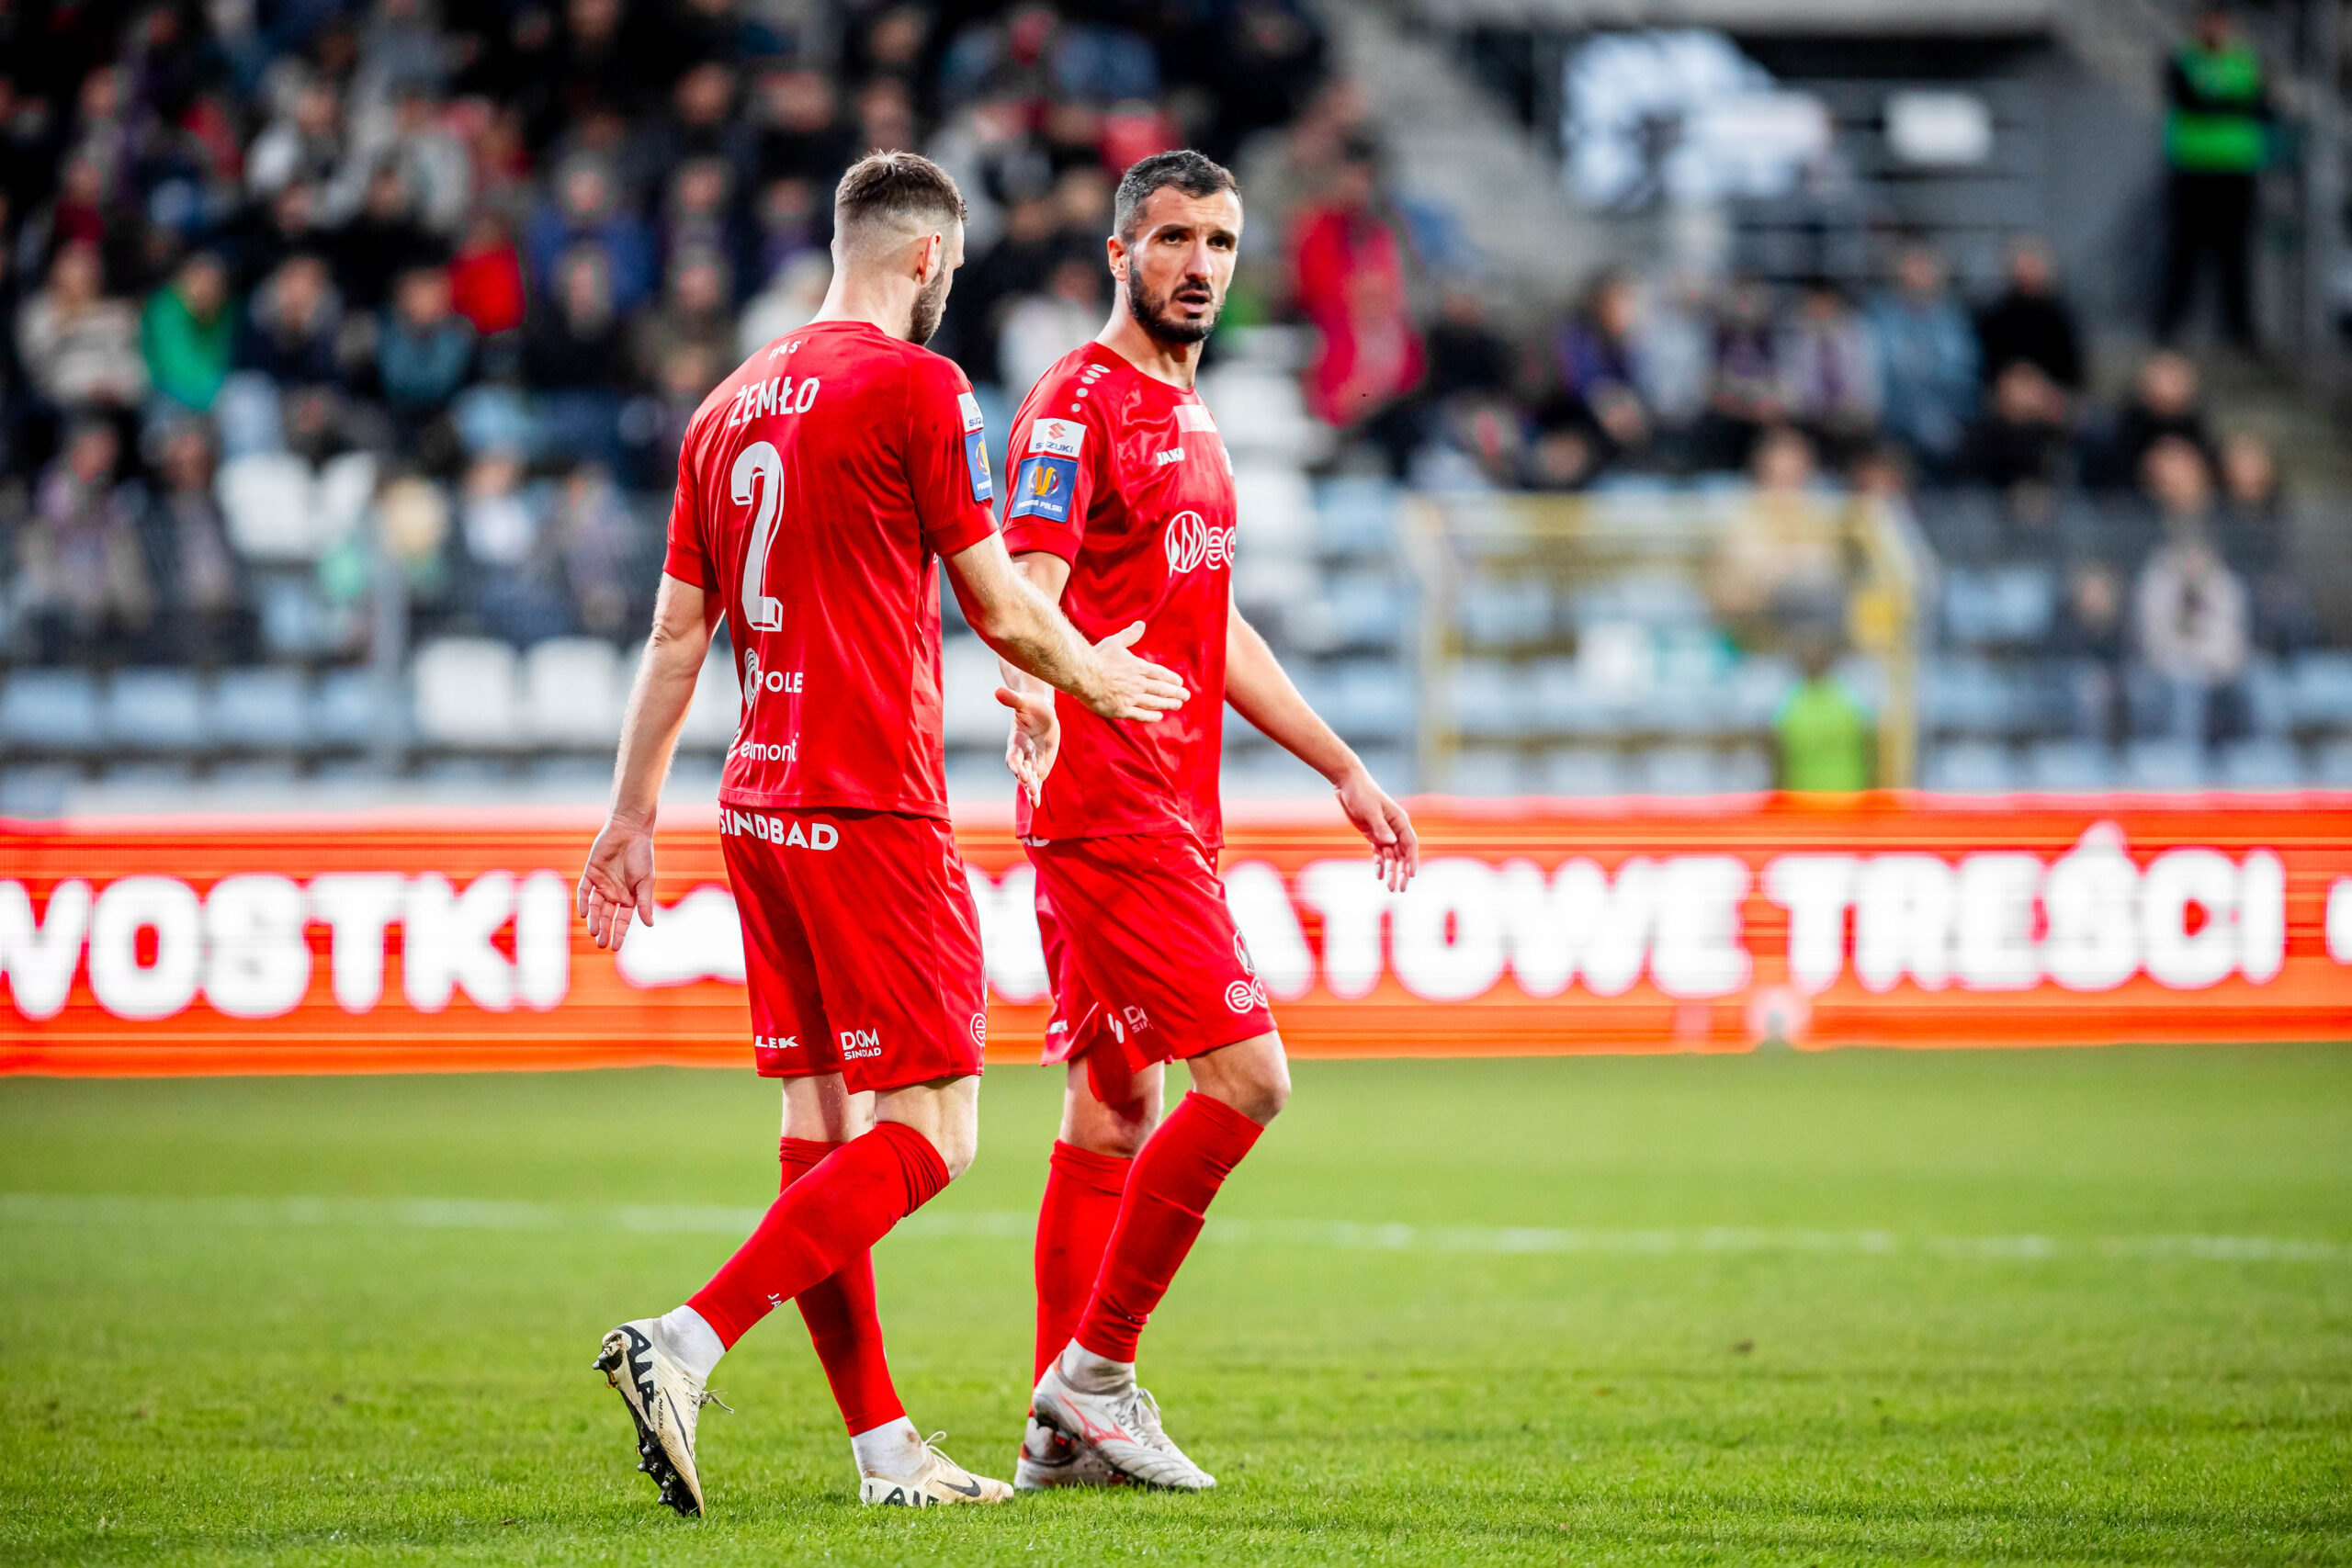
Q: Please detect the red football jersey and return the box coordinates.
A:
[663,320,999,817]
[1001,341,1237,850]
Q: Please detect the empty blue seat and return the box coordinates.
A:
[1320,571,1406,649]
[1534,748,1623,795]
[2123,739,2206,791]
[1458,577,1551,647]
[2025,739,2113,791]
[314,669,405,749]
[1323,660,1412,740]
[1924,742,2016,793]
[0,671,102,752]
[1919,658,2022,735]
[211,669,312,750]
[104,669,208,750]
[2217,739,2304,789]
[1313,477,1400,556]
[1450,660,1521,739]
[1638,745,1722,795]
[1446,747,1525,796]
[2288,651,2352,727]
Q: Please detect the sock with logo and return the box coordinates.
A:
[688,1121,950,1348]
[1074,1092,1264,1364]
[1033,1140,1132,1383]
[779,1137,907,1436]
[848,1415,925,1479]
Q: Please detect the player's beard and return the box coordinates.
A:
[908,266,951,346]
[1125,271,1220,345]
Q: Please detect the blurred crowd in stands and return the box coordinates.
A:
[0,0,1327,672]
[0,0,2329,777]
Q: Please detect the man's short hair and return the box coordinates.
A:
[833,152,967,248]
[1113,150,1239,245]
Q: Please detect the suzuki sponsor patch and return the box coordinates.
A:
[1028,418,1085,457]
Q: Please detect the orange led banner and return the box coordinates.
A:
[5,795,2350,1076]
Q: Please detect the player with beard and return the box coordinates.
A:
[579,152,1188,1516]
[994,151,1420,1491]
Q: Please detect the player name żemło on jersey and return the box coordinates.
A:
[661,320,1000,820]
[1000,342,1238,852]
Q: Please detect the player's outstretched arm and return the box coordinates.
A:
[946,532,1188,722]
[1227,604,1419,891]
[578,572,714,951]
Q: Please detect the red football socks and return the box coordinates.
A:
[1074,1092,1264,1363]
[778,1137,906,1437]
[1033,1140,1131,1382]
[689,1120,948,1348]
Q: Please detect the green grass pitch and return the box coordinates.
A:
[3,1045,2348,1564]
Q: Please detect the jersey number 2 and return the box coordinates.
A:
[733,440,786,633]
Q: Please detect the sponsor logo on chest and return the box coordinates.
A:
[1163,508,1236,575]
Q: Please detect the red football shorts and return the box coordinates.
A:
[720,806,988,1094]
[1026,832,1275,1092]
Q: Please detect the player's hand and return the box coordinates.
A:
[577,815,658,952]
[1335,764,1418,892]
[998,683,1058,807]
[1083,621,1188,722]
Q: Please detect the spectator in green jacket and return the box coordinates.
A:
[2158,6,2271,346]
[141,252,236,412]
[1774,627,1876,793]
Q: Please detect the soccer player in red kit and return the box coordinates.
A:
[994,152,1420,1491]
[574,152,1186,1516]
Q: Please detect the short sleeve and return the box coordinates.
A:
[904,355,1001,557]
[660,442,708,588]
[999,399,1098,563]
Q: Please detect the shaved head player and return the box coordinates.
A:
[996,151,1420,1491]
[575,152,1186,1515]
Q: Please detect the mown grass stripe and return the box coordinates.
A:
[5,1191,2344,1263]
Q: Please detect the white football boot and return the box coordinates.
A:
[1012,1415,1126,1490]
[1030,1359,1215,1491]
[858,1432,1016,1506]
[594,1318,727,1516]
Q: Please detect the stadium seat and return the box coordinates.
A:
[1727,655,1797,728]
[217,450,378,561]
[1233,463,1316,559]
[413,638,519,748]
[1319,570,1407,649]
[2122,739,2206,791]
[939,635,1009,748]
[210,669,312,750]
[1533,747,1622,795]
[1941,564,2056,649]
[1448,747,1524,796]
[102,668,209,752]
[2216,739,2304,789]
[1449,659,1520,739]
[1459,576,1552,648]
[2243,657,2292,738]
[1918,657,2020,735]
[313,667,401,750]
[1924,741,2016,793]
[523,638,622,748]
[1532,657,1617,736]
[2024,739,2113,791]
[676,649,742,751]
[1314,477,1399,556]
[0,670,102,752]
[2312,738,2352,787]
[1319,659,1412,741]
[1719,746,1771,792]
[216,452,319,559]
[1637,745,1722,795]
[1196,363,1318,461]
[2287,650,2352,727]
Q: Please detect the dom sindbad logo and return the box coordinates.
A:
[1163,510,1235,575]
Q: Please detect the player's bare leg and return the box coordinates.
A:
[600,1076,1006,1513]
[1031,1032,1288,1490]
